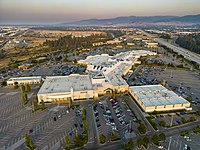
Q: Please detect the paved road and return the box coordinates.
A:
[139,29,200,65]
[85,104,99,149]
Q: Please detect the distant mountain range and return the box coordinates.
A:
[62,14,200,26]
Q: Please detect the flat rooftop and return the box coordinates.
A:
[130,85,190,107]
[8,76,41,81]
[38,74,93,94]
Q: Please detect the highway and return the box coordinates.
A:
[139,29,200,65]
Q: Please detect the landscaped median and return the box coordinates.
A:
[146,116,158,131]
[99,134,106,144]
[74,107,88,148]
[109,133,121,142]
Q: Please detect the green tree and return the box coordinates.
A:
[99,134,106,144]
[159,120,167,127]
[41,100,45,110]
[74,134,87,147]
[65,134,70,150]
[181,130,190,136]
[20,84,25,92]
[33,100,38,111]
[181,117,187,123]
[14,83,19,89]
[22,93,28,105]
[110,133,120,141]
[25,133,35,150]
[26,84,31,93]
[193,125,200,134]
[196,110,200,116]
[190,116,196,122]
[143,137,149,149]
[122,139,134,150]
[152,134,159,146]
[69,98,73,108]
[137,138,143,148]
[138,123,146,134]
[119,91,123,97]
[73,59,77,64]
[159,133,166,141]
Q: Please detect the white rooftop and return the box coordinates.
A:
[8,76,41,81]
[130,85,190,107]
[38,74,93,94]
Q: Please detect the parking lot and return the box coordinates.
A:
[131,67,200,103]
[92,95,140,144]
[0,86,91,150]
[149,112,199,132]
[162,134,199,150]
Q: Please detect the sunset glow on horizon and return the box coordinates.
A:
[0,0,200,24]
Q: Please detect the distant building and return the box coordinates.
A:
[35,57,46,62]
[92,42,104,46]
[7,76,42,86]
[18,63,33,70]
[106,39,122,45]
[133,37,142,41]
[127,43,135,46]
[145,42,158,48]
[129,85,191,112]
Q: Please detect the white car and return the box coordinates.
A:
[184,144,187,149]
[158,146,163,149]
[186,138,191,142]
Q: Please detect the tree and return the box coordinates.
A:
[181,130,190,136]
[26,84,31,93]
[122,139,134,150]
[25,133,35,150]
[159,133,166,142]
[196,110,200,116]
[41,100,45,110]
[190,116,196,122]
[73,59,77,64]
[119,91,123,97]
[69,98,73,108]
[20,84,25,92]
[110,133,120,141]
[143,137,149,149]
[138,123,146,134]
[152,134,159,146]
[137,138,143,148]
[99,134,106,144]
[65,134,70,150]
[22,93,28,105]
[159,120,167,127]
[33,100,38,111]
[74,134,87,147]
[181,117,187,123]
[14,82,19,89]
[1,81,7,86]
[193,125,200,134]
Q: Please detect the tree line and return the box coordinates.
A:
[176,34,200,54]
[43,34,110,51]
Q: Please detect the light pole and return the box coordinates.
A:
[167,114,174,150]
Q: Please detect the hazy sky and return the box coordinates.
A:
[0,0,200,24]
